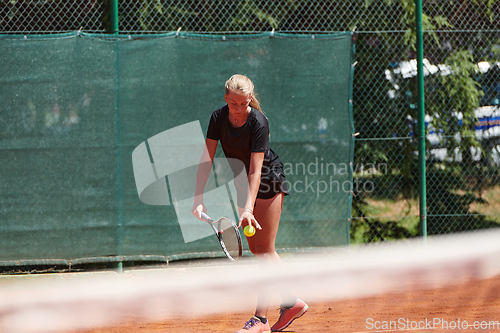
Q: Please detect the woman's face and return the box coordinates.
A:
[225,89,251,118]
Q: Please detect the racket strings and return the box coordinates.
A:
[219,218,241,260]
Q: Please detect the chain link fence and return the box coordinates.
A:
[2,0,500,243]
[0,0,107,33]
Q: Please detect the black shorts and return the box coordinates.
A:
[257,166,289,200]
[235,164,289,208]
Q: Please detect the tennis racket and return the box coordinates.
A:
[201,212,242,261]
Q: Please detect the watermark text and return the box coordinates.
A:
[366,317,500,330]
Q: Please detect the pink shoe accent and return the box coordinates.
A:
[271,299,308,332]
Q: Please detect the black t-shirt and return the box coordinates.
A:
[206,105,282,178]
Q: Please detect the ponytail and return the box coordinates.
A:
[250,95,262,113]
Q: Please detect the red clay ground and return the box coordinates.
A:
[74,274,500,333]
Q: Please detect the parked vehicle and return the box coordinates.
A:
[385,59,500,165]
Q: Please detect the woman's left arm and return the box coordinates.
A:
[239,151,264,229]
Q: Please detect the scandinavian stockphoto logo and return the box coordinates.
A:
[131,121,246,243]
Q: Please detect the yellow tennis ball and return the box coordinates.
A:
[244,225,256,237]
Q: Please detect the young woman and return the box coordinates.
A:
[192,74,308,333]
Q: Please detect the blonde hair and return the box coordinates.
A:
[225,74,263,113]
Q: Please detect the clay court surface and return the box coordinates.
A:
[75,274,500,333]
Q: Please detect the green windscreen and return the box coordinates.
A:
[0,32,355,265]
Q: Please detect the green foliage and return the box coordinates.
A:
[351,0,500,242]
[231,0,280,30]
[351,195,419,243]
[426,50,484,154]
[426,165,499,235]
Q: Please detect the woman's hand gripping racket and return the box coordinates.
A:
[201,212,243,261]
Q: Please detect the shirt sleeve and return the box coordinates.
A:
[250,117,270,153]
[206,111,220,141]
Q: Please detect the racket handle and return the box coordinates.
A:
[201,212,211,221]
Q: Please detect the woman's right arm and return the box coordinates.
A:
[192,138,218,220]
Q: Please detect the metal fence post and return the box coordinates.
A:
[110,0,119,34]
[110,0,122,272]
[416,0,427,240]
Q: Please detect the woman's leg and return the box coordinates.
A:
[239,193,287,319]
[243,193,282,256]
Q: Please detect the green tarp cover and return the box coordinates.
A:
[0,31,355,265]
